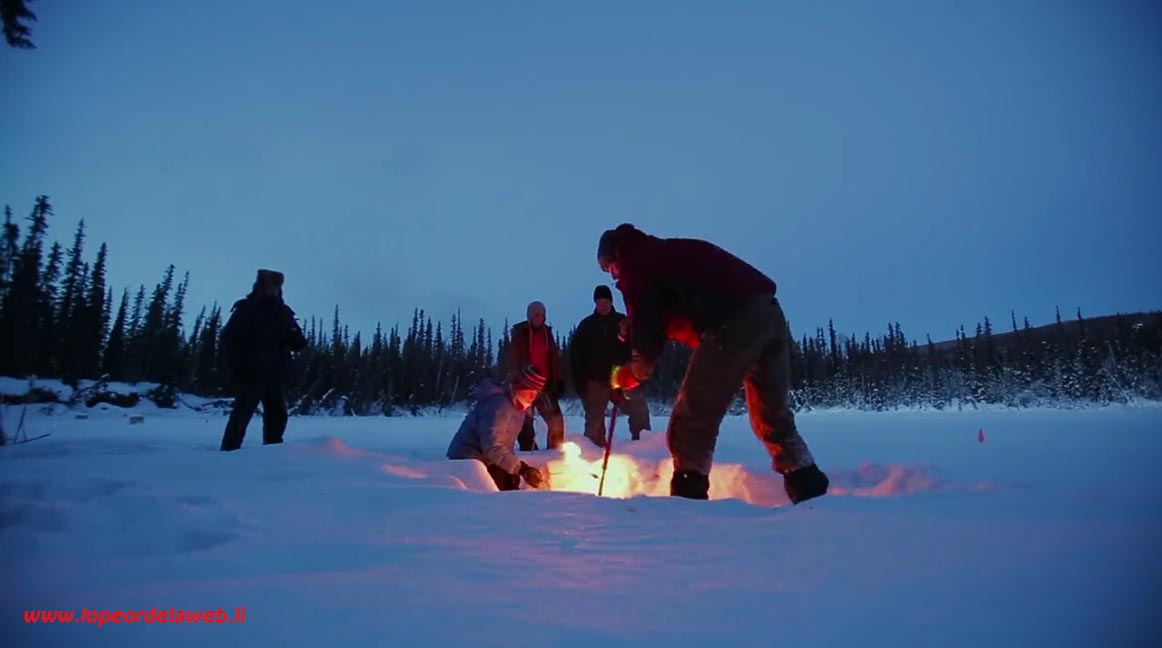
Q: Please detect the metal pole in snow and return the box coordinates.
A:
[598,404,619,496]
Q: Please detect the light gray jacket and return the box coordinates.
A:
[446,379,524,475]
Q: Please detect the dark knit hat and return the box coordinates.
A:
[257,269,285,288]
[250,269,285,297]
[597,223,640,270]
[512,364,547,392]
[593,285,613,302]
[597,229,619,270]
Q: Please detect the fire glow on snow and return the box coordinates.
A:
[534,441,796,504]
[543,442,644,498]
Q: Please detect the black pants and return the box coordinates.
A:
[669,296,816,476]
[581,381,651,447]
[486,463,521,491]
[516,393,565,451]
[220,380,289,451]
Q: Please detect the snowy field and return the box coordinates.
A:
[2,403,1161,647]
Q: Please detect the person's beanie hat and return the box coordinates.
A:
[513,364,547,392]
[252,269,285,296]
[257,269,284,288]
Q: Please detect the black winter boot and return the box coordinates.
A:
[670,470,710,500]
[784,464,829,504]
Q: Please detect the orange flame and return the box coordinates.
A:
[544,442,640,498]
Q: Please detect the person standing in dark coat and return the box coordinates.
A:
[570,284,651,447]
[596,224,829,504]
[219,269,308,451]
[503,301,567,451]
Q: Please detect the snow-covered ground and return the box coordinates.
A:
[2,404,1160,647]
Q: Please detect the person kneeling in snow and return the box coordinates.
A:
[446,364,550,491]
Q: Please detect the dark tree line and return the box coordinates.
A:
[788,310,1162,411]
[2,0,37,49]
[283,307,498,415]
[2,196,1160,414]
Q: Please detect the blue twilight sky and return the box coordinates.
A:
[1,0,1159,346]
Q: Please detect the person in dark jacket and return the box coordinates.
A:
[219,269,308,451]
[596,224,829,504]
[447,364,550,491]
[503,301,567,451]
[570,284,651,447]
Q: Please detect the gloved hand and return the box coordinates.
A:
[618,318,631,343]
[282,319,308,352]
[610,365,640,391]
[519,461,547,490]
